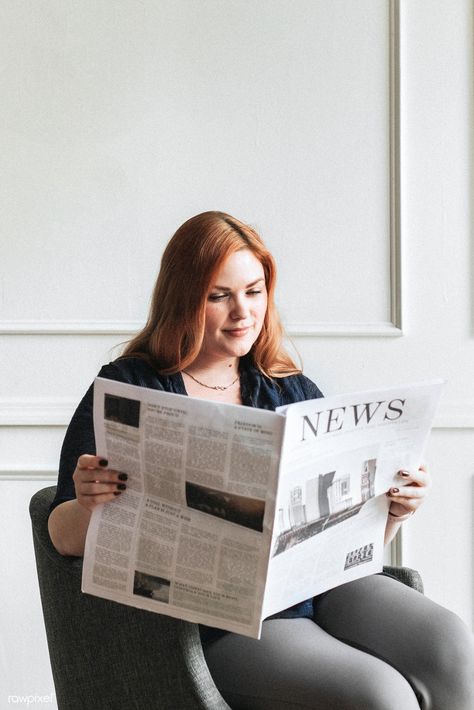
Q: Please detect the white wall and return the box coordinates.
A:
[0,481,56,705]
[1,0,473,702]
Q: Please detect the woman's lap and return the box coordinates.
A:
[203,616,419,709]
[313,573,474,709]
[203,575,474,710]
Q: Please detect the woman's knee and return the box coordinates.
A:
[217,667,419,710]
[348,663,419,710]
[423,608,474,708]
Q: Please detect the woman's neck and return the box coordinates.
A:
[181,356,242,404]
[184,356,240,381]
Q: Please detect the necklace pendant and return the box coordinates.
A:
[183,370,239,391]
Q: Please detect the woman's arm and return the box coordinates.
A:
[48,454,124,556]
[384,465,431,546]
[48,499,92,557]
[49,362,140,556]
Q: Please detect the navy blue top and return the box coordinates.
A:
[52,355,324,623]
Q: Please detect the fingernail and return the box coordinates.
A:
[398,470,410,477]
[117,483,127,491]
[113,491,121,496]
[391,487,399,494]
[99,459,108,467]
[118,473,128,481]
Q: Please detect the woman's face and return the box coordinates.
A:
[200,249,268,363]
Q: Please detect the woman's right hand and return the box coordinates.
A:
[73,454,127,511]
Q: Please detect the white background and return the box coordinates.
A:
[1,1,473,705]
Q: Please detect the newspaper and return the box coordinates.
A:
[82,377,443,638]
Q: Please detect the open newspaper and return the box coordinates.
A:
[82,378,443,638]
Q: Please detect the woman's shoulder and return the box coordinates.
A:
[276,371,324,405]
[98,356,167,390]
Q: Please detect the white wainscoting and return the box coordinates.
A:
[0,480,58,709]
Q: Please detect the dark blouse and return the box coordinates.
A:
[52,355,324,623]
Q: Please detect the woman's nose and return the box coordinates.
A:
[230,296,249,319]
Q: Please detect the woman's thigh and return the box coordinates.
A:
[313,574,474,710]
[203,617,420,710]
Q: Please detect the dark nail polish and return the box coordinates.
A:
[392,487,399,494]
[99,459,108,467]
[398,470,410,477]
[113,491,121,496]
[118,473,128,481]
[117,483,127,491]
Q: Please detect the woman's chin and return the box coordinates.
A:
[200,333,258,362]
[222,339,255,359]
[227,344,253,359]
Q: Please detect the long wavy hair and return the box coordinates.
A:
[122,211,300,377]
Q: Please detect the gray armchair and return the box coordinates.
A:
[30,486,423,710]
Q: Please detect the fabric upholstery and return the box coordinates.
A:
[30,486,230,710]
[30,486,423,709]
[383,563,424,594]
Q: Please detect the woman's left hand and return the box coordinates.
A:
[386,464,431,519]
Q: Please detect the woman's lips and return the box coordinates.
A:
[223,327,251,337]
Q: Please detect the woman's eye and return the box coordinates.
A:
[209,289,262,301]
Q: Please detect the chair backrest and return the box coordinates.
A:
[30,486,230,710]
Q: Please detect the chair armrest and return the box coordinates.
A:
[383,565,424,594]
[30,487,230,710]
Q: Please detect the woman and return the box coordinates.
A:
[48,211,474,709]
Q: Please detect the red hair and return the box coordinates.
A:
[122,211,300,377]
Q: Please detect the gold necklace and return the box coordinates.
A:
[183,370,239,391]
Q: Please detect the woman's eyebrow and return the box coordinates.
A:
[212,278,265,291]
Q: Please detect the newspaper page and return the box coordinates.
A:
[261,380,444,619]
[82,377,443,639]
[82,377,285,638]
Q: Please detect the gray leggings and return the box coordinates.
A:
[203,574,474,709]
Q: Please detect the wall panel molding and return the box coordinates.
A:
[0,3,403,340]
[0,398,75,426]
[389,0,402,331]
[0,319,403,337]
[1,397,473,428]
[433,405,474,430]
[0,320,143,335]
[0,470,57,481]
[287,322,402,337]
